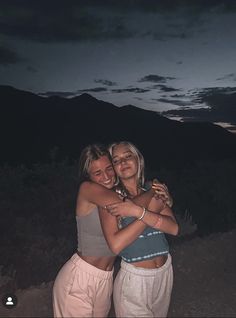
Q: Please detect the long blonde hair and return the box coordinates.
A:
[108,141,145,192]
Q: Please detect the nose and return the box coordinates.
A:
[102,172,109,180]
[120,158,128,165]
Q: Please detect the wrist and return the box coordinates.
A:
[136,206,143,218]
[154,214,163,229]
[137,207,147,220]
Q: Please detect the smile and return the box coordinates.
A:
[121,167,130,171]
[103,179,113,185]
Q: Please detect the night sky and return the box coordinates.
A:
[1,0,236,132]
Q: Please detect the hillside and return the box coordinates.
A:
[1,85,236,168]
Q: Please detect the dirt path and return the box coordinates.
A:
[1,230,236,317]
[169,229,236,317]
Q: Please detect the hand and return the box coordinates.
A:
[105,199,143,218]
[152,179,173,208]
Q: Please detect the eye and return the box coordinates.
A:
[112,159,120,165]
[125,154,133,160]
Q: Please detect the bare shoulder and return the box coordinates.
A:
[77,181,92,203]
[78,181,106,203]
[76,181,97,215]
[79,181,93,192]
[79,181,103,193]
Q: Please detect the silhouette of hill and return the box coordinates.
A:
[1,85,236,168]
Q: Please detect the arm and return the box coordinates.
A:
[131,188,155,208]
[99,196,178,255]
[105,179,172,218]
[145,185,178,235]
[76,181,156,254]
[76,181,155,213]
[106,189,179,236]
[140,204,179,236]
[76,181,121,212]
[98,207,147,255]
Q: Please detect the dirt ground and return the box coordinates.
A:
[1,229,236,317]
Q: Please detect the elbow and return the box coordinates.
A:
[169,223,179,236]
[108,240,123,255]
[173,223,179,236]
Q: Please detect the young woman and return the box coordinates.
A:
[52,144,166,317]
[99,141,179,318]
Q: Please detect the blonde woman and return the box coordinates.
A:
[99,141,178,317]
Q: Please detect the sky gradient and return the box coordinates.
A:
[1,0,236,132]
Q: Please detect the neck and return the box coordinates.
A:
[121,178,140,197]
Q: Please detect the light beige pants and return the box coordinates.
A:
[53,253,113,318]
[113,254,173,317]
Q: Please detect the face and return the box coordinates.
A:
[112,144,138,180]
[88,155,115,189]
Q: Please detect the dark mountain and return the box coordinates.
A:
[1,85,236,168]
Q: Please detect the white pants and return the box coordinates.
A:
[113,254,173,317]
[53,253,113,318]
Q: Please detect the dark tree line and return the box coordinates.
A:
[0,158,235,290]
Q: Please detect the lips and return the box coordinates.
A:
[121,166,130,172]
[102,179,114,187]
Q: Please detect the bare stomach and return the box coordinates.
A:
[78,252,116,271]
[132,254,168,269]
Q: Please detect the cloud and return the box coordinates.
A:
[191,87,236,102]
[39,91,78,98]
[0,1,134,43]
[26,65,38,73]
[1,1,234,43]
[163,87,236,125]
[150,84,180,92]
[78,87,107,93]
[170,94,186,98]
[40,86,108,97]
[94,79,117,86]
[0,45,24,65]
[139,74,176,83]
[112,87,149,93]
[216,73,236,81]
[156,98,196,107]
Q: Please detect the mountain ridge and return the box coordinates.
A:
[1,85,236,167]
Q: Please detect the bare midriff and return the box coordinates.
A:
[78,252,116,271]
[132,254,168,269]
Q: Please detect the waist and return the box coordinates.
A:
[121,254,172,274]
[132,254,168,269]
[77,250,116,271]
[78,233,115,257]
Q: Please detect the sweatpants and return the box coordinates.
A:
[113,253,173,317]
[53,253,114,318]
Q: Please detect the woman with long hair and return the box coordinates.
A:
[99,141,178,317]
[52,143,166,317]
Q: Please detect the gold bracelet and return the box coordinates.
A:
[138,207,147,220]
